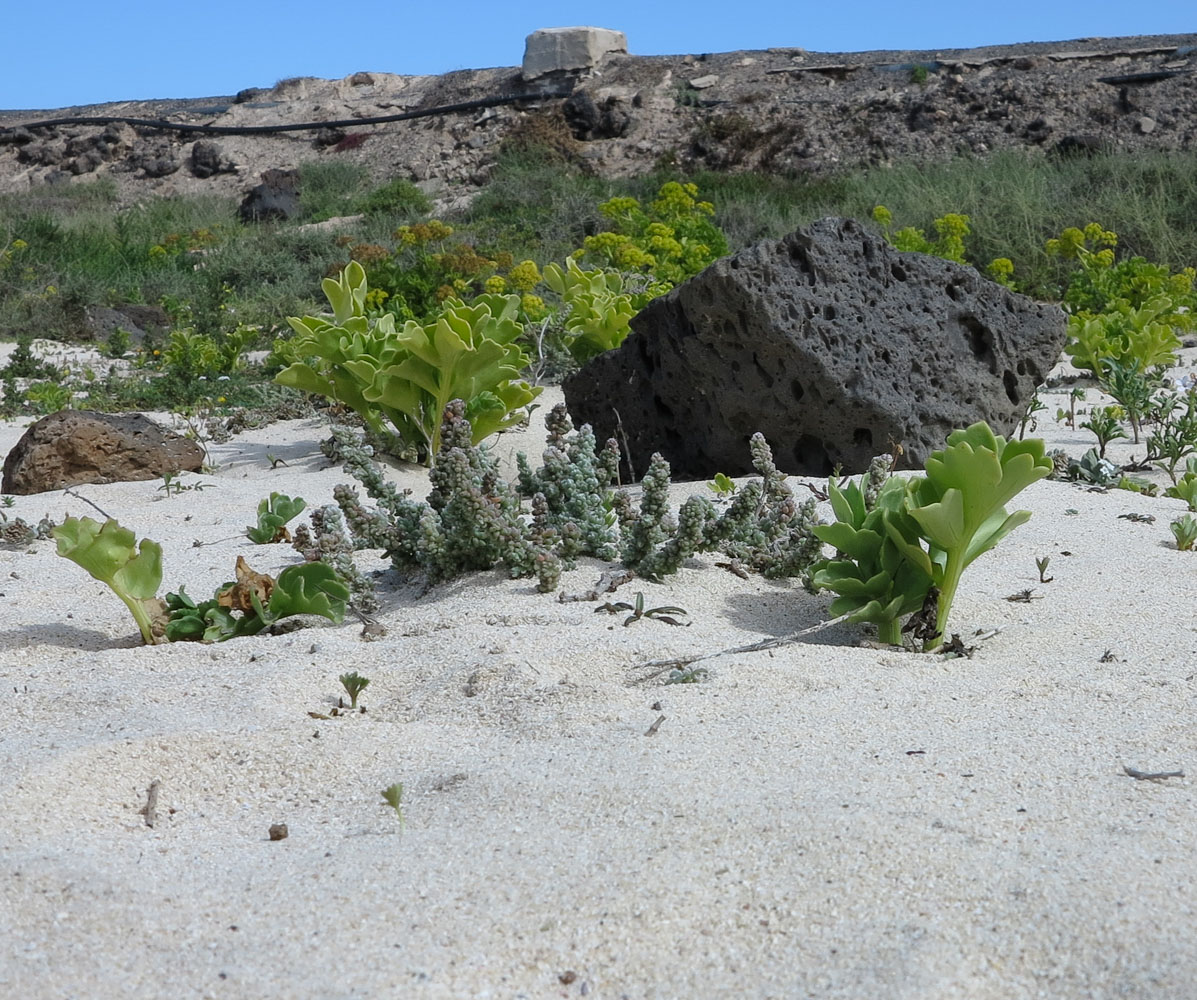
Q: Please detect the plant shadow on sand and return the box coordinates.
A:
[4,621,142,652]
[209,434,337,475]
[720,586,862,647]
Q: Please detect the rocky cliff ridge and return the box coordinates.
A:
[1,32,1195,213]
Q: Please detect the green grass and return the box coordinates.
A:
[674,149,1197,299]
[3,146,1195,356]
[456,148,616,264]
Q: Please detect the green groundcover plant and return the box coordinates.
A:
[53,515,348,644]
[540,258,660,364]
[247,492,307,544]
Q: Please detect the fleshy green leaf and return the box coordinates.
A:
[53,516,164,644]
[269,563,349,623]
[277,268,541,463]
[247,493,307,544]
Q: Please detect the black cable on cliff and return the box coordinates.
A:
[1,89,575,137]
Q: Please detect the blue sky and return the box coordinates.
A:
[4,1,1192,110]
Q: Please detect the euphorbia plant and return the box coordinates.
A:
[812,423,1053,649]
[276,262,540,463]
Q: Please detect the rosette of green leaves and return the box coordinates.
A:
[813,424,1053,649]
[276,263,540,463]
[887,423,1053,646]
[542,259,659,364]
[1065,295,1182,376]
[164,563,348,643]
[384,292,540,458]
[811,476,933,646]
[247,493,306,544]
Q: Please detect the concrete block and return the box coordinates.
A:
[522,27,627,79]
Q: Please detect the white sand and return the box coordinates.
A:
[1,377,1195,999]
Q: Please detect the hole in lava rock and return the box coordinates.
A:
[1003,370,1020,405]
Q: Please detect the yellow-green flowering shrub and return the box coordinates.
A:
[986,257,1016,288]
[872,205,971,264]
[576,181,728,286]
[1046,223,1193,374]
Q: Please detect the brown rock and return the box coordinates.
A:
[1,410,204,495]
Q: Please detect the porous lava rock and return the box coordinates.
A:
[563,217,1067,479]
[2,410,204,495]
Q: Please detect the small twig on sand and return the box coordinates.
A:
[62,487,112,521]
[1123,765,1185,781]
[140,779,161,828]
[628,612,854,685]
[559,568,635,603]
[191,534,244,548]
[644,714,665,736]
[611,407,635,485]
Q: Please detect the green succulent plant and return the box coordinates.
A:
[276,262,540,463]
[813,423,1053,649]
[247,492,307,544]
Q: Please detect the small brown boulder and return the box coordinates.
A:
[1,410,204,495]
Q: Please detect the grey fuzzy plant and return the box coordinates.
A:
[314,399,825,604]
[614,434,823,581]
[320,400,562,593]
[292,505,380,613]
[516,404,822,580]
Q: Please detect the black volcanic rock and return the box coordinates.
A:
[563,217,1066,479]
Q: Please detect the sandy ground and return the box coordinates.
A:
[0,370,1195,999]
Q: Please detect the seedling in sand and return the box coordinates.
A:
[1146,391,1197,484]
[157,472,212,498]
[1018,393,1046,439]
[1060,387,1085,428]
[596,591,689,627]
[246,492,306,544]
[1081,406,1128,459]
[1036,556,1053,583]
[381,783,404,828]
[1164,458,1197,510]
[706,472,736,497]
[1098,360,1154,444]
[339,671,371,709]
[666,666,709,684]
[1,495,14,508]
